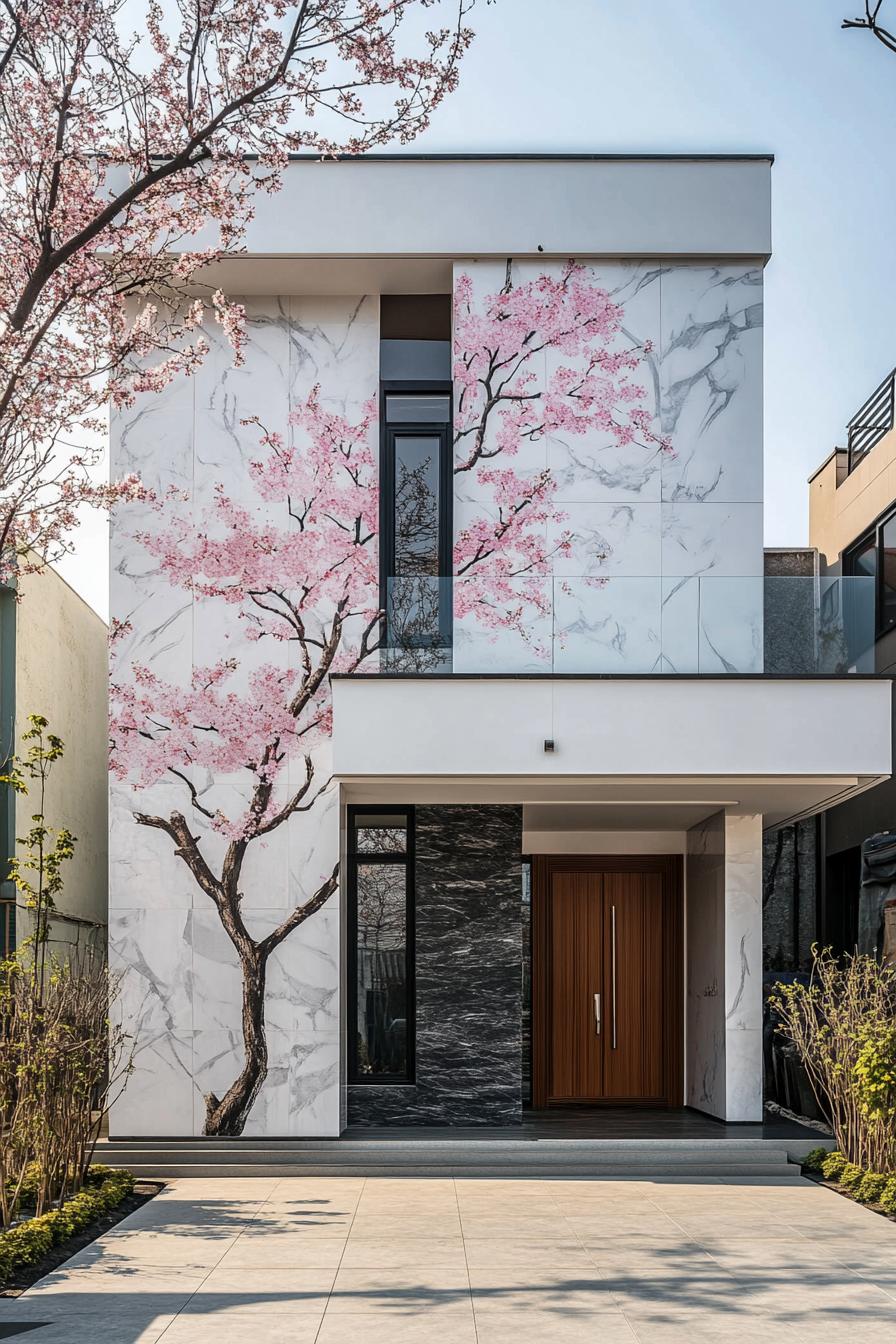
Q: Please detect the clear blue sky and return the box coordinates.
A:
[61,0,896,614]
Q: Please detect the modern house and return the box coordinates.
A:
[1,562,108,958]
[795,370,896,955]
[108,154,891,1143]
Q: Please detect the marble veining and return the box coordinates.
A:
[348,805,523,1126]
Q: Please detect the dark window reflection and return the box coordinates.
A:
[882,517,896,631]
[355,862,408,1078]
[394,436,440,577]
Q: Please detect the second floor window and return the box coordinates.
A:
[380,387,452,663]
[845,508,896,639]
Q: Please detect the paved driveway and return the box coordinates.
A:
[2,1172,896,1342]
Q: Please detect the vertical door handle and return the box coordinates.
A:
[611,904,618,1050]
[593,992,601,1036]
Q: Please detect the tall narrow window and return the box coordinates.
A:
[348,809,414,1083]
[381,390,452,664]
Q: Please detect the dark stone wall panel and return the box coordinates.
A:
[348,804,522,1126]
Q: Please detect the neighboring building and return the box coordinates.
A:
[1,563,108,957]
[798,368,896,949]
[108,154,890,1140]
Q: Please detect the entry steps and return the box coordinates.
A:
[96,1136,817,1180]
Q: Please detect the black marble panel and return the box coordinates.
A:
[348,804,523,1126]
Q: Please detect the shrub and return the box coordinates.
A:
[838,1162,865,1193]
[770,948,896,1174]
[0,717,133,1228]
[0,1167,134,1284]
[802,1147,830,1172]
[856,1172,890,1204]
[880,1178,896,1215]
[821,1150,847,1181]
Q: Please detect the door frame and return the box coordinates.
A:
[531,854,684,1109]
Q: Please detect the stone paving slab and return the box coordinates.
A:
[0,1173,894,1342]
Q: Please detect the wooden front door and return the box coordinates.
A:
[532,856,682,1108]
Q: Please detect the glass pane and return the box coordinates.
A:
[386,393,450,424]
[354,814,407,854]
[394,436,440,577]
[355,863,408,1077]
[850,537,877,581]
[882,518,896,630]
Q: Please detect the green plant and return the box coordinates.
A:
[821,1150,847,1180]
[801,1147,830,1172]
[881,1178,896,1215]
[838,1161,865,1193]
[770,948,896,1174]
[0,1167,134,1285]
[0,717,133,1229]
[856,1171,890,1204]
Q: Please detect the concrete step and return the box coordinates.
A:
[96,1137,799,1180]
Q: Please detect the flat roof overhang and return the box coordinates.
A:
[331,675,890,829]
[171,154,772,294]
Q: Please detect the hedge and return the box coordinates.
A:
[802,1147,896,1214]
[0,1165,135,1284]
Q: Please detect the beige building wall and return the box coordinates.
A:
[14,565,107,952]
[810,428,896,565]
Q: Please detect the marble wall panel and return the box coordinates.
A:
[685,811,764,1122]
[110,294,376,1138]
[348,805,523,1126]
[659,266,763,505]
[452,261,763,672]
[554,578,661,674]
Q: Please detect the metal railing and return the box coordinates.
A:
[848,367,896,474]
[378,575,876,677]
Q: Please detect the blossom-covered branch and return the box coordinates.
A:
[0,0,476,580]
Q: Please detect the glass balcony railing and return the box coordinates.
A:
[379,576,876,676]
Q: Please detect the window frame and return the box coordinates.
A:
[844,502,896,641]
[379,380,453,652]
[346,804,416,1086]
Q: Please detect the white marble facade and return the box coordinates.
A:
[452,261,764,674]
[685,811,763,1122]
[110,260,765,1138]
[110,296,378,1137]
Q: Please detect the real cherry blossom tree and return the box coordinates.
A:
[452,261,670,642]
[0,0,476,582]
[110,391,380,1135]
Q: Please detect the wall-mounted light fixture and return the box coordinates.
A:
[543,739,555,753]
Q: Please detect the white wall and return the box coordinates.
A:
[332,675,891,782]
[183,157,772,261]
[15,565,107,954]
[109,295,378,1137]
[452,260,765,675]
[686,811,763,1122]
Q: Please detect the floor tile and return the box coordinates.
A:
[157,1312,325,1342]
[462,1236,595,1267]
[472,1307,638,1342]
[315,1309,477,1343]
[338,1236,467,1267]
[328,1266,471,1313]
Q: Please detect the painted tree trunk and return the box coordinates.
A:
[204,947,269,1136]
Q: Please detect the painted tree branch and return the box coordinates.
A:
[0,0,476,581]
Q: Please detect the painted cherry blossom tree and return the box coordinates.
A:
[110,391,379,1135]
[0,0,476,581]
[452,261,670,641]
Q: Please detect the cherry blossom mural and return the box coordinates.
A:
[111,388,379,1136]
[451,261,670,661]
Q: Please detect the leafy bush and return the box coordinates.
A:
[0,717,133,1228]
[881,1179,896,1215]
[801,1147,830,1172]
[821,1150,847,1181]
[770,948,896,1174]
[838,1162,865,1193]
[856,1172,890,1204]
[0,1167,134,1284]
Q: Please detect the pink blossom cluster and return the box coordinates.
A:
[451,263,671,640]
[110,392,379,839]
[0,0,475,580]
